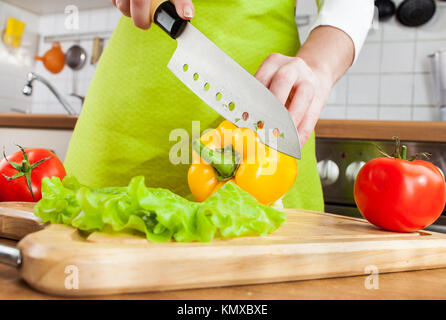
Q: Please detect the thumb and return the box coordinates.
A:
[171,0,195,20]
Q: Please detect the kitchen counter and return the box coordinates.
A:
[0,114,78,130]
[0,239,445,300]
[1,114,446,142]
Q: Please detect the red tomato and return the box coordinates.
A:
[354,157,446,233]
[0,148,66,202]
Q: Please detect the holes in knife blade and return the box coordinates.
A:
[193,73,199,81]
[204,83,210,91]
[273,128,280,138]
[183,64,189,72]
[256,121,264,130]
[242,112,249,121]
[216,92,222,101]
[228,102,235,111]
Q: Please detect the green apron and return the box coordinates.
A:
[64,0,324,211]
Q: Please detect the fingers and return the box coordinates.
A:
[268,63,299,105]
[130,0,151,29]
[297,107,321,147]
[255,53,284,88]
[287,80,315,129]
[172,0,195,20]
[116,0,131,17]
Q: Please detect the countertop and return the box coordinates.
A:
[1,113,446,142]
[1,239,445,300]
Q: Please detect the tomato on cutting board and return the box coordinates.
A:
[0,146,66,202]
[354,137,446,233]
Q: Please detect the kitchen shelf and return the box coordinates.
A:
[43,30,112,43]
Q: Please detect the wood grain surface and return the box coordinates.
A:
[0,114,78,130]
[2,114,446,142]
[315,120,446,142]
[9,209,446,297]
[1,236,446,300]
[0,202,44,240]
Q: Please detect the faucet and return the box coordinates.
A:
[23,72,77,115]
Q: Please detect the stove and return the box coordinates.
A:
[315,138,446,232]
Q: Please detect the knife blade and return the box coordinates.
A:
[152,0,301,159]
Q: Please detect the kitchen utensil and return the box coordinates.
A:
[65,44,87,70]
[35,42,65,74]
[0,202,43,240]
[150,0,301,158]
[90,37,104,64]
[375,0,396,20]
[2,204,446,296]
[429,49,446,121]
[396,0,436,27]
[65,44,87,107]
[2,17,26,48]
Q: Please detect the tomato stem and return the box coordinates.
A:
[376,137,432,161]
[401,145,407,160]
[2,145,52,201]
[192,140,239,181]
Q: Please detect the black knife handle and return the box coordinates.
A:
[153,1,187,39]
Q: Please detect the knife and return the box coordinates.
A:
[150,0,301,159]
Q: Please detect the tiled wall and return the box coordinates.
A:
[1,1,446,121]
[0,1,40,113]
[32,7,121,114]
[318,1,446,121]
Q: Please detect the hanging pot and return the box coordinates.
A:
[396,0,436,27]
[34,41,65,74]
[375,0,396,21]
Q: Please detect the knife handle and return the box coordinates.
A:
[151,0,187,39]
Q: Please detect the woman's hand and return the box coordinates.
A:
[255,53,332,148]
[111,0,195,29]
[255,26,355,147]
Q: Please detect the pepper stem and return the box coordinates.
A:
[192,140,239,181]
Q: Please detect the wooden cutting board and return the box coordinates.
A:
[0,202,45,240]
[8,207,446,297]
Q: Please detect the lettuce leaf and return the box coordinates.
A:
[34,176,286,242]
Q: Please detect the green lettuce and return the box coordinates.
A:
[34,176,286,242]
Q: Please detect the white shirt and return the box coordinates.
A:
[304,0,375,63]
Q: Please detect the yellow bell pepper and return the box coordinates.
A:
[188,120,298,205]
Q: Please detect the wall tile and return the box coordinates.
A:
[382,17,416,42]
[350,42,381,74]
[414,40,446,73]
[379,106,412,120]
[413,73,436,105]
[347,75,380,105]
[89,8,109,32]
[38,14,56,35]
[380,74,413,105]
[346,105,378,120]
[365,28,382,43]
[412,105,440,121]
[416,7,446,41]
[320,105,346,120]
[381,42,415,73]
[107,8,122,30]
[327,76,347,105]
